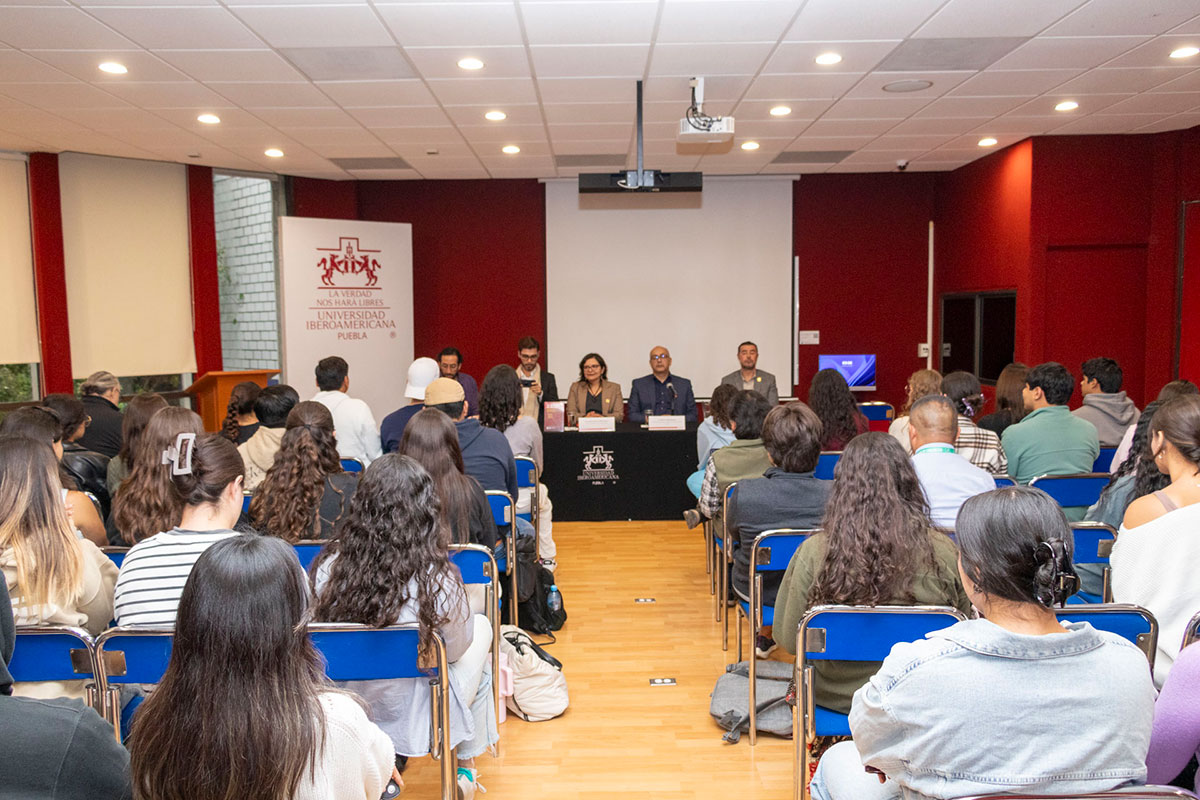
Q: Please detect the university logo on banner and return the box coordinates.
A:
[579,444,619,484]
[309,236,396,342]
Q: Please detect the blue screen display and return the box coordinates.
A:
[818,354,876,391]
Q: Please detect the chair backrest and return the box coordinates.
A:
[94,626,175,686]
[815,451,841,480]
[956,787,1200,799]
[340,457,365,473]
[1029,473,1110,508]
[994,475,1017,487]
[1070,522,1117,565]
[294,540,330,571]
[449,543,497,586]
[751,529,817,573]
[1093,447,1117,474]
[856,402,894,422]
[101,546,128,569]
[1054,604,1158,669]
[308,622,441,681]
[798,605,966,663]
[242,491,252,513]
[1182,609,1200,650]
[9,626,97,683]
[514,455,537,489]
[485,491,513,526]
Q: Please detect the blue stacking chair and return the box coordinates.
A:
[794,605,966,800]
[484,490,521,631]
[1029,473,1110,509]
[959,787,1200,799]
[10,626,101,711]
[1055,604,1158,670]
[814,452,841,480]
[1093,447,1117,473]
[994,475,1017,487]
[449,543,502,724]
[94,626,174,738]
[735,528,817,746]
[340,457,365,473]
[717,483,738,644]
[1183,610,1200,650]
[1069,522,1117,603]
[101,546,128,569]
[242,490,253,513]
[293,540,330,571]
[309,623,455,800]
[514,456,538,536]
[856,402,894,422]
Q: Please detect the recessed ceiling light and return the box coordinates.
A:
[264,148,284,158]
[1054,100,1079,112]
[814,52,842,66]
[98,62,127,75]
[1170,46,1199,59]
[196,113,221,125]
[978,137,998,148]
[484,110,507,121]
[502,145,520,154]
[883,79,933,93]
[769,105,792,117]
[741,141,761,151]
[457,57,484,71]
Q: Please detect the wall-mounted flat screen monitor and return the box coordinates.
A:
[818,354,876,392]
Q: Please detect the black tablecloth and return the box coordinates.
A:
[542,423,698,521]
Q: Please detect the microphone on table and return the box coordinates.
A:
[667,382,677,405]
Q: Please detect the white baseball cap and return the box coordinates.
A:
[404,357,440,400]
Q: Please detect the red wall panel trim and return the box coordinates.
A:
[27,152,73,394]
[187,165,223,376]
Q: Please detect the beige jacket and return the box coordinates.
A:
[238,425,286,491]
[565,380,624,424]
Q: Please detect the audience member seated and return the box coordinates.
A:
[381,357,439,454]
[0,435,116,699]
[424,378,516,496]
[439,346,480,418]
[114,433,245,626]
[76,370,123,459]
[479,365,556,568]
[774,433,969,713]
[808,368,869,451]
[399,410,499,550]
[976,362,1028,436]
[1146,642,1200,794]
[250,402,357,543]
[1001,362,1099,494]
[106,392,167,498]
[312,455,497,800]
[565,353,624,424]
[311,355,382,466]
[683,390,773,531]
[219,380,261,445]
[1073,357,1140,447]
[720,341,779,405]
[43,393,112,518]
[1112,393,1200,686]
[627,346,697,423]
[728,402,831,658]
[129,535,394,800]
[908,396,995,529]
[0,408,106,546]
[108,407,205,545]
[941,371,1007,474]
[0,574,132,799]
[515,336,558,426]
[238,384,299,492]
[887,368,941,454]
[687,384,738,499]
[810,487,1155,800]
[1112,379,1198,472]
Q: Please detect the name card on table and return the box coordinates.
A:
[544,401,566,432]
[577,416,616,433]
[647,415,686,431]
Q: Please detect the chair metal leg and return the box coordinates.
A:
[749,573,761,746]
[721,537,730,651]
[793,672,802,800]
[489,580,502,732]
[736,604,744,663]
[704,519,713,578]
[507,530,520,631]
[800,666,815,800]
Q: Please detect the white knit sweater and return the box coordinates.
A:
[296,692,394,800]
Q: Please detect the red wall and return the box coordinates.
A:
[794,173,939,407]
[1174,126,1200,381]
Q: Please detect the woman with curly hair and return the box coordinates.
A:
[941,371,1007,474]
[106,393,168,498]
[220,381,261,444]
[773,432,970,712]
[311,454,497,800]
[887,368,941,454]
[250,402,356,543]
[808,368,869,451]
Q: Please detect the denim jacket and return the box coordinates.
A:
[849,618,1156,800]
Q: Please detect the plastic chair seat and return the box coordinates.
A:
[736,599,773,627]
[813,705,850,737]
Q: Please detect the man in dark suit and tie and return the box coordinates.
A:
[627,346,697,422]
[515,336,558,426]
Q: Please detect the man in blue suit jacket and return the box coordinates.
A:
[627,346,697,422]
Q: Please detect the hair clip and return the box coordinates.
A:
[161,432,196,476]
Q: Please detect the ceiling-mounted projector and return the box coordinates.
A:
[677,77,735,144]
[578,80,702,194]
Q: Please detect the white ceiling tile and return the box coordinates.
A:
[966,116,1055,135]
[1135,112,1200,132]
[1101,35,1200,68]
[1151,68,1200,92]
[1046,0,1200,36]
[733,98,835,118]
[551,139,630,155]
[822,96,934,120]
[458,123,549,142]
[942,134,1022,149]
[1170,15,1200,34]
[254,107,361,127]
[0,51,74,82]
[426,77,538,105]
[442,104,541,125]
[229,6,394,48]
[802,118,900,136]
[207,82,335,108]
[530,45,650,78]
[0,132,51,151]
[372,126,465,144]
[840,148,924,164]
[914,0,1088,38]
[860,134,952,151]
[885,116,992,135]
[790,133,879,148]
[418,168,490,178]
[306,141,395,158]
[375,3,523,47]
[486,167,554,178]
[156,50,306,83]
[1051,66,1193,93]
[990,36,1151,70]
[1049,112,1167,134]
[0,7,135,49]
[285,127,378,146]
[405,46,530,80]
[316,79,435,107]
[538,77,637,104]
[1102,91,1200,114]
[1007,92,1132,115]
[916,95,1030,117]
[549,122,633,141]
[649,42,774,76]
[543,102,633,124]
[642,74,752,102]
[948,69,1083,96]
[0,107,93,134]
[520,1,658,46]
[656,1,801,44]
[728,117,813,138]
[346,168,422,179]
[786,0,946,41]
[744,73,863,100]
[97,81,235,109]
[763,41,901,75]
[393,153,479,168]
[85,7,263,50]
[0,81,129,109]
[52,106,179,130]
[758,163,828,174]
[149,106,264,129]
[347,106,451,127]
[23,50,190,83]
[479,153,553,169]
[842,71,973,99]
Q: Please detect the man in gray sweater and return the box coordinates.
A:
[1073,357,1140,447]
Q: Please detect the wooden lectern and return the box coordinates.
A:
[186,370,278,433]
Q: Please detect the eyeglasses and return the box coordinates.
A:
[650,354,670,361]
[518,352,539,361]
[583,364,602,371]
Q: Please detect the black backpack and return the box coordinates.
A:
[505,563,566,636]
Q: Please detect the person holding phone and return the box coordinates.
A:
[514,336,558,426]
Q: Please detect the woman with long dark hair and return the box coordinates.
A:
[941,371,1007,474]
[42,393,112,516]
[312,455,497,800]
[811,487,1155,800]
[250,402,356,543]
[887,368,941,453]
[808,368,869,451]
[106,393,167,497]
[977,362,1029,436]
[129,534,394,800]
[399,409,497,549]
[774,433,969,712]
[221,380,261,444]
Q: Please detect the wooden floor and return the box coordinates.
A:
[400,520,795,799]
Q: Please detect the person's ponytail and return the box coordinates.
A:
[1031,539,1080,608]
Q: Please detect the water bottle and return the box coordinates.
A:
[547,584,562,615]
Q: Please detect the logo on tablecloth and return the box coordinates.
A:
[579,445,618,483]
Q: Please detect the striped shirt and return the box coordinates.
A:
[113,528,239,626]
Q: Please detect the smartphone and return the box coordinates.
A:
[519,378,534,387]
